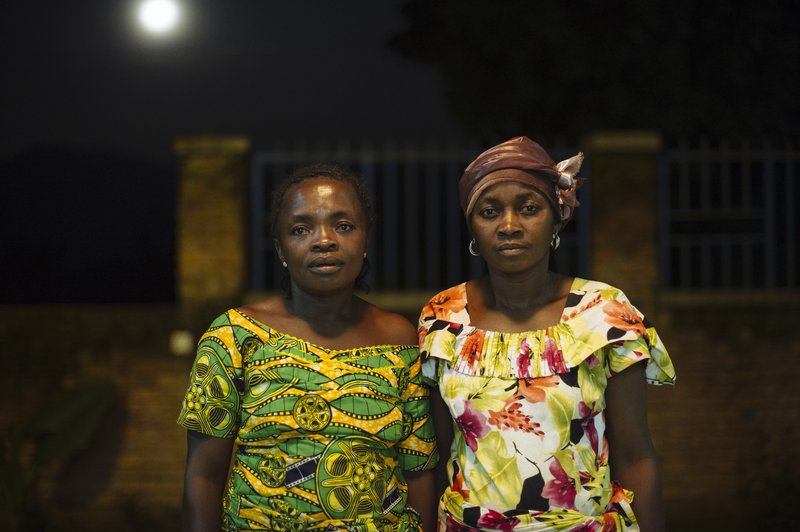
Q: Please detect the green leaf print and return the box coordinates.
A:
[546,388,575,449]
[533,508,598,530]
[469,431,522,508]
[578,360,606,412]
[445,374,509,414]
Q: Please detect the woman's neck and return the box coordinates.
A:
[484,264,561,311]
[286,284,359,324]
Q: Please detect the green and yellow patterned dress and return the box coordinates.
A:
[418,278,676,531]
[178,309,438,531]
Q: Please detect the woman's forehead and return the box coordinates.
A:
[477,178,546,201]
[282,178,362,216]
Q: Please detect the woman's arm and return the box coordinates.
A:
[406,469,437,532]
[430,387,454,495]
[406,387,452,532]
[181,430,235,532]
[605,361,665,532]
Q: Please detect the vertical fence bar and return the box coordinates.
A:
[403,143,421,288]
[658,151,671,288]
[359,141,377,289]
[786,141,797,287]
[764,141,776,288]
[445,155,463,288]
[381,141,400,289]
[424,145,442,289]
[250,153,266,292]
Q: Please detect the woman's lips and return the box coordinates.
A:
[308,257,344,273]
[496,243,526,255]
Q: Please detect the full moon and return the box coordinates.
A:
[138,0,180,34]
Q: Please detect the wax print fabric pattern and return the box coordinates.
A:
[418,278,675,531]
[178,309,438,531]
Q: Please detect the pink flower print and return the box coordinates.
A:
[477,509,520,531]
[445,514,474,532]
[570,520,602,532]
[584,353,600,368]
[578,402,599,453]
[543,337,568,374]
[517,338,532,379]
[542,458,577,509]
[456,400,489,452]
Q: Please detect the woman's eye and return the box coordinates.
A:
[336,222,354,232]
[479,207,497,218]
[521,204,539,214]
[289,226,308,236]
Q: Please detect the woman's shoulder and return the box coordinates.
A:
[359,299,418,346]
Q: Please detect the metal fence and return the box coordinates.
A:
[249,140,590,293]
[659,139,799,289]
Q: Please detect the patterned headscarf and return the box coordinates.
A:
[459,136,585,224]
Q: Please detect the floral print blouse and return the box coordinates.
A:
[418,278,675,531]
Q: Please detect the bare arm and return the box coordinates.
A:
[406,469,437,532]
[605,361,665,532]
[430,387,454,496]
[181,430,235,532]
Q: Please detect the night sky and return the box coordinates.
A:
[0,1,459,303]
[1,1,458,163]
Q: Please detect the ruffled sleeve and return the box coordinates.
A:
[418,284,469,387]
[569,280,675,385]
[604,324,676,385]
[177,311,245,438]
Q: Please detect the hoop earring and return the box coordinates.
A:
[551,233,560,250]
[468,238,480,257]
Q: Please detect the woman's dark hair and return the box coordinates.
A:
[270,163,374,294]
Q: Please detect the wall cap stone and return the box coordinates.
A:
[582,130,662,154]
[174,136,250,156]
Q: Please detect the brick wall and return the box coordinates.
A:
[0,305,203,531]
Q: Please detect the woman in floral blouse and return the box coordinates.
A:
[418,137,675,531]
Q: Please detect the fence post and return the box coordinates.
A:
[581,131,663,315]
[174,136,250,313]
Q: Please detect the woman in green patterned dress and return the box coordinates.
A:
[179,164,438,531]
[418,137,675,531]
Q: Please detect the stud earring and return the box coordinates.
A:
[468,238,480,257]
[280,257,287,268]
[551,233,560,250]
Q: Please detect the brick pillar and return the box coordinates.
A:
[174,136,250,310]
[582,131,662,315]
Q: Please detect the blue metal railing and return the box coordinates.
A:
[249,140,590,293]
[659,139,799,289]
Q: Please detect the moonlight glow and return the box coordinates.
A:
[138,0,180,34]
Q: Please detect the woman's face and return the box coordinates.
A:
[274,177,368,296]
[469,178,559,276]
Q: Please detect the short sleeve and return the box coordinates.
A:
[395,347,439,472]
[604,325,676,385]
[177,312,245,438]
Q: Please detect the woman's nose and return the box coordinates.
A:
[312,227,338,250]
[498,210,522,236]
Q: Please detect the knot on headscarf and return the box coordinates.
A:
[459,136,585,223]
